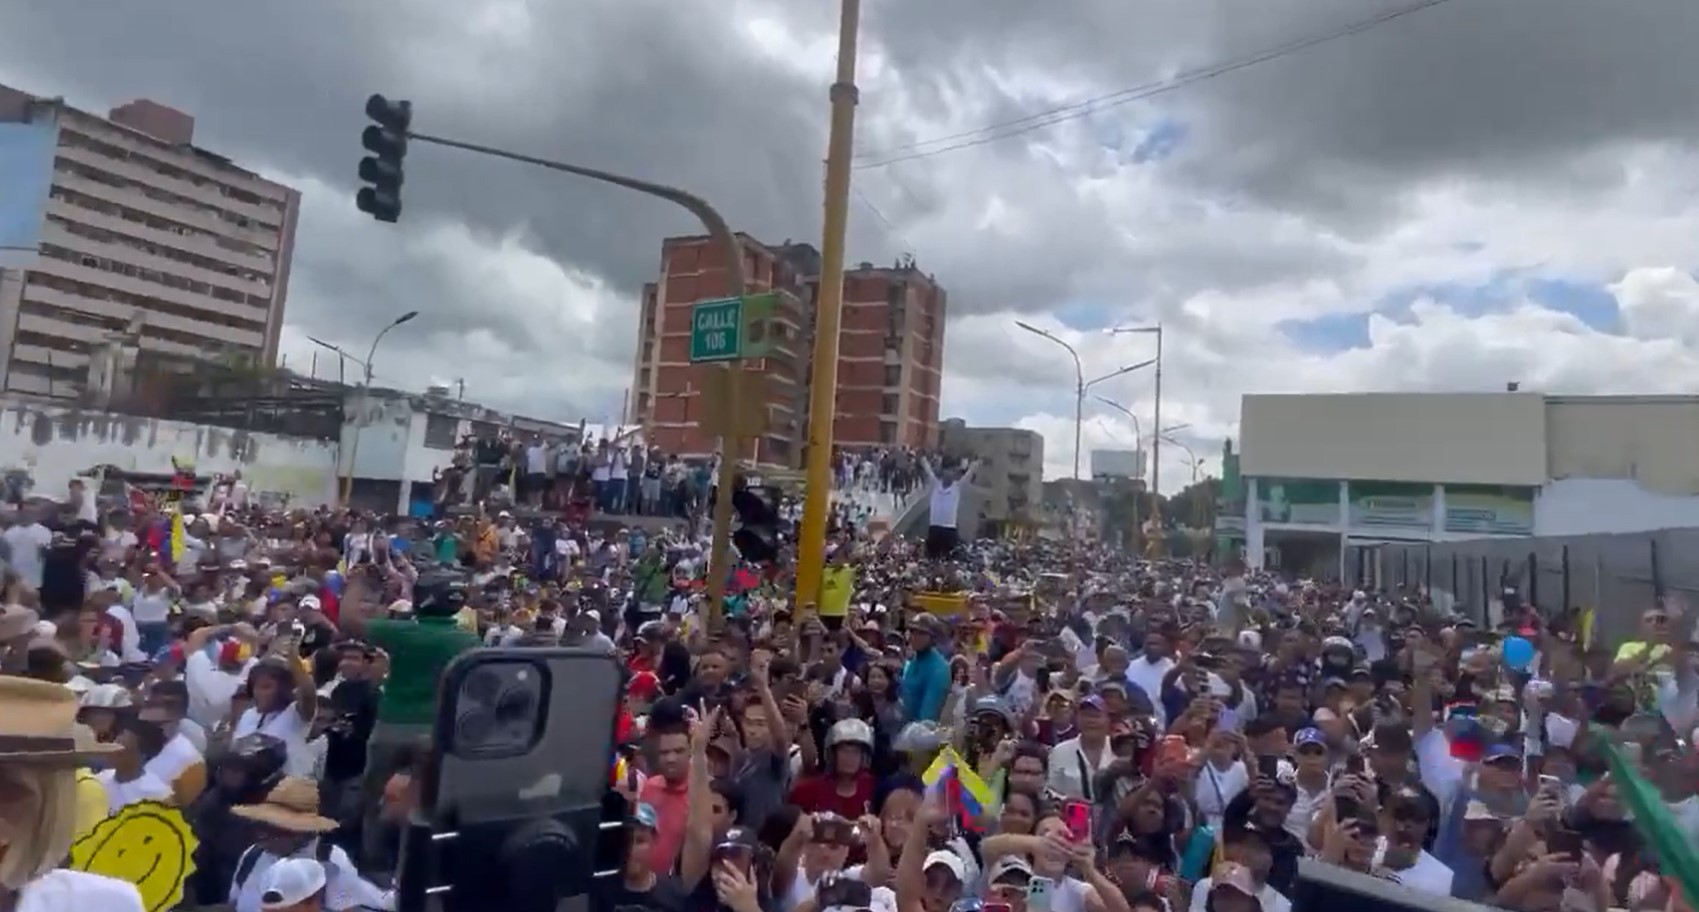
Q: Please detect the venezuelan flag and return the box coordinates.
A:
[921,746,997,831]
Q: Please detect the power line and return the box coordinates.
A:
[853,0,1455,170]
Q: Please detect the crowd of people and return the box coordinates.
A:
[0,452,1694,912]
[430,428,716,519]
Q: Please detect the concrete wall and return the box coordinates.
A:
[1546,396,1699,496]
[1240,392,1547,486]
[0,400,335,505]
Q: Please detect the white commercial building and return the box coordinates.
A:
[0,84,298,398]
[1238,392,1699,577]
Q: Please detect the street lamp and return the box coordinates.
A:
[1015,320,1154,479]
[1092,396,1144,480]
[341,310,421,505]
[306,335,367,386]
[1104,323,1164,493]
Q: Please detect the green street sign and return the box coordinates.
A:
[689,293,778,363]
[690,297,743,362]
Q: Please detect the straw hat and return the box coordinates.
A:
[231,776,339,832]
[0,677,123,765]
[0,602,40,642]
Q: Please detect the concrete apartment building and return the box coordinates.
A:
[0,83,298,398]
[938,418,1044,536]
[629,236,948,465]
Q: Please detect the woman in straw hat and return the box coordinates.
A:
[226,776,391,912]
[0,676,144,912]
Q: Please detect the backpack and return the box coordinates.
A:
[232,838,336,895]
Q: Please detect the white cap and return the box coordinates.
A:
[299,594,322,611]
[260,857,327,909]
[922,850,966,881]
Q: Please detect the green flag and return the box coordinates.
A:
[1601,740,1699,907]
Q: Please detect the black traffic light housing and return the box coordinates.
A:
[730,476,783,563]
[357,94,412,223]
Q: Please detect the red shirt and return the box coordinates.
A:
[787,772,876,820]
[638,774,690,874]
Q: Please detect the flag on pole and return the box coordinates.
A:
[1602,740,1699,908]
[920,746,997,830]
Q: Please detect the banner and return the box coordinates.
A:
[1255,478,1339,525]
[819,565,854,618]
[1347,481,1434,531]
[1444,485,1535,535]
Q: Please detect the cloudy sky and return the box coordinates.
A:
[6,0,1699,492]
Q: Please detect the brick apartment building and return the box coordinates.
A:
[835,258,946,449]
[630,234,815,466]
[628,238,947,466]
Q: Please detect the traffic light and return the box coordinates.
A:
[730,476,783,563]
[357,93,411,223]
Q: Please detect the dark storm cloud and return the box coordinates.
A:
[869,0,1699,222]
[5,0,1698,365]
[0,0,831,294]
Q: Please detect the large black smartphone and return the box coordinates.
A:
[397,648,625,912]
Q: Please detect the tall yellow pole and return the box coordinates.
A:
[793,0,863,610]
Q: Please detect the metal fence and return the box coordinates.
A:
[109,350,345,441]
[1376,528,1699,646]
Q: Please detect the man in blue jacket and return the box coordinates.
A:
[901,613,952,722]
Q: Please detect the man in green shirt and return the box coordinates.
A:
[340,568,481,872]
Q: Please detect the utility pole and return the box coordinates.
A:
[793,0,864,611]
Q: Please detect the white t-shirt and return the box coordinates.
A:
[1126,656,1177,727]
[929,482,964,529]
[231,705,314,777]
[102,530,138,563]
[146,732,204,788]
[131,589,174,625]
[1194,760,1250,829]
[19,869,145,912]
[95,769,174,814]
[4,522,51,587]
[102,605,147,664]
[1372,840,1455,896]
[183,649,254,730]
[74,494,99,525]
[229,842,390,912]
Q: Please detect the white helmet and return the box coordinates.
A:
[825,718,874,752]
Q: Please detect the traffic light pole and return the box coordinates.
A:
[793,0,863,613]
[400,130,746,627]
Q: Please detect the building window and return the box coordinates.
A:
[881,394,899,416]
[424,414,459,449]
[879,420,896,444]
[883,365,901,386]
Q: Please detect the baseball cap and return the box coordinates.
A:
[987,855,1034,885]
[1482,742,1522,763]
[632,802,659,830]
[1076,694,1107,713]
[1210,862,1261,902]
[260,857,327,910]
[1293,727,1327,748]
[922,850,966,882]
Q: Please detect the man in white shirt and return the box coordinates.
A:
[1126,630,1177,730]
[228,778,391,912]
[1373,785,1454,895]
[68,478,99,526]
[3,513,52,588]
[921,457,978,561]
[1046,694,1118,801]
